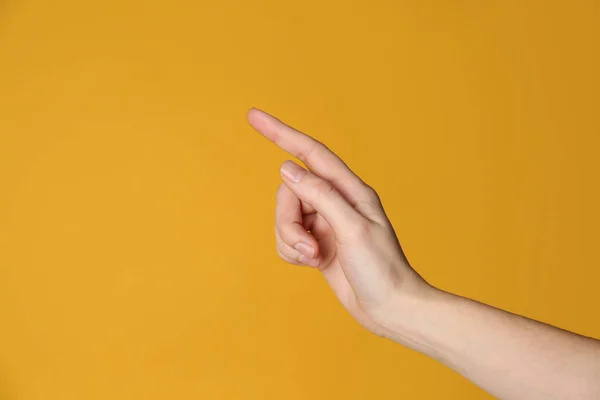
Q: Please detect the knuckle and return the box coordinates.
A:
[296,140,323,162]
[363,184,380,204]
[275,223,296,247]
[274,226,286,246]
[318,142,330,154]
[277,247,300,265]
[314,180,336,199]
[276,247,288,261]
[277,226,292,245]
[355,183,381,207]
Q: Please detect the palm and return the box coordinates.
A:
[301,208,385,334]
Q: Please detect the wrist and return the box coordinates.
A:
[375,281,448,353]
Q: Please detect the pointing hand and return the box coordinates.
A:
[247,108,431,337]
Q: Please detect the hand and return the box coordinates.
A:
[247,108,432,337]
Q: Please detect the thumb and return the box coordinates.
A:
[280,160,366,238]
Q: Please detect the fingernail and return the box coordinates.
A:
[294,242,315,258]
[299,254,320,268]
[280,161,304,183]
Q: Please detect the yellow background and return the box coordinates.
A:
[0,1,598,399]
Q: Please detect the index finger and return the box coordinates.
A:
[247,108,369,206]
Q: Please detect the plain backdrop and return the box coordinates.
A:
[0,1,598,399]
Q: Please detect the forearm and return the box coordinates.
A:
[382,287,600,400]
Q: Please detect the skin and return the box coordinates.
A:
[247,108,600,400]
